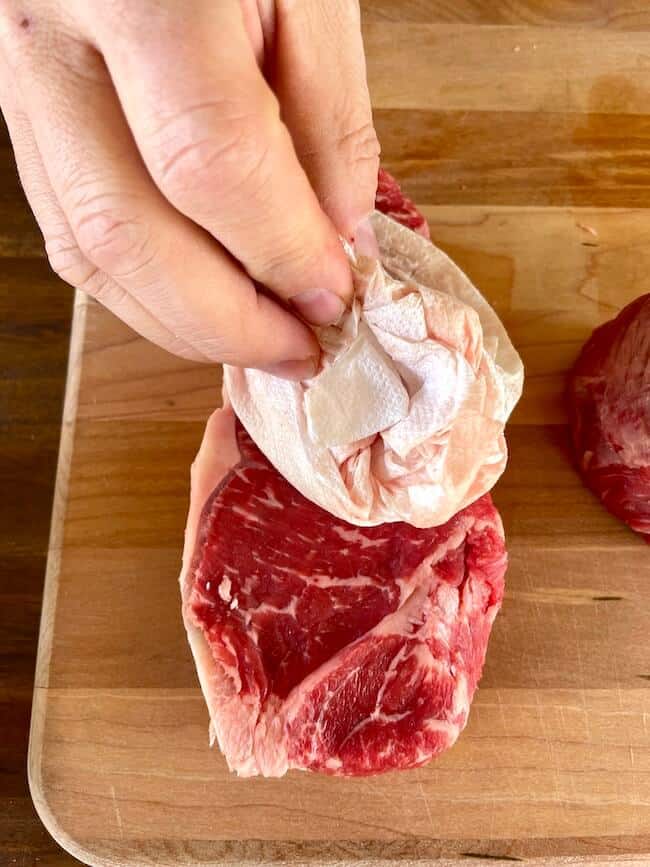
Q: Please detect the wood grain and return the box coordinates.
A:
[364,23,650,114]
[3,2,648,865]
[375,109,650,208]
[361,0,650,29]
[0,130,77,863]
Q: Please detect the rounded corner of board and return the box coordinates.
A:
[27,692,104,867]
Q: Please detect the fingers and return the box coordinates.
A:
[0,68,215,362]
[273,0,380,238]
[1,15,319,372]
[80,0,353,324]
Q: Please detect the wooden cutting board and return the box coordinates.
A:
[28,4,650,865]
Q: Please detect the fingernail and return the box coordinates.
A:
[353,216,380,258]
[262,356,318,381]
[291,288,346,325]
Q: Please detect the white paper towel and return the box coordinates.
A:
[224,210,524,528]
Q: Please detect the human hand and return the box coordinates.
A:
[0,0,379,378]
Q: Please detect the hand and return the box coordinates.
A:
[0,0,379,378]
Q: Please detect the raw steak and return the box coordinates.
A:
[181,409,507,776]
[568,294,650,542]
[376,168,430,239]
[180,171,509,776]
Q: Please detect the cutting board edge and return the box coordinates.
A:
[27,290,94,863]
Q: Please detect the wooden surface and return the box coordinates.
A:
[0,127,77,865]
[3,2,649,865]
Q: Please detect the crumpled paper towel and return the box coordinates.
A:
[224,210,524,528]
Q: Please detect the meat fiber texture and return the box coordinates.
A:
[568,294,650,542]
[180,172,511,777]
[376,167,431,239]
[181,412,507,777]
[225,183,523,529]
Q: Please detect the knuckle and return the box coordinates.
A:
[150,100,273,205]
[45,232,96,287]
[54,253,131,313]
[157,133,236,196]
[45,232,128,316]
[71,195,154,278]
[86,273,131,310]
[336,118,380,168]
[250,232,318,286]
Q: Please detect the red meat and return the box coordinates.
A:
[183,419,506,776]
[568,294,650,542]
[180,171,508,776]
[376,168,430,238]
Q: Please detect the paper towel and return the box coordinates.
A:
[224,210,524,528]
